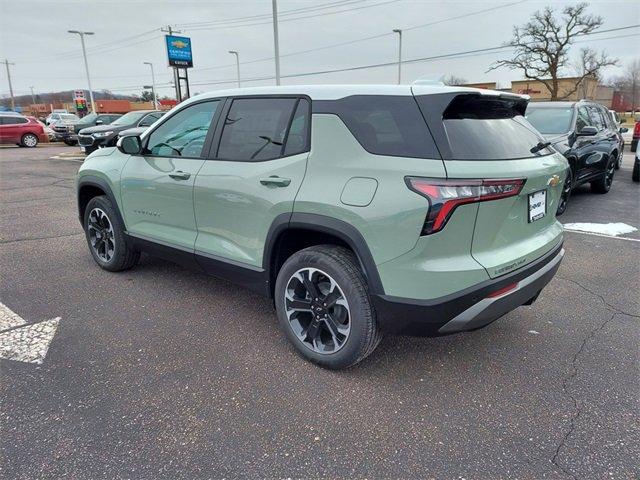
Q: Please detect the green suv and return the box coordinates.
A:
[77,85,567,369]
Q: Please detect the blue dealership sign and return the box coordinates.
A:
[165,35,193,68]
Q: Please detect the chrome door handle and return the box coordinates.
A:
[169,171,191,180]
[260,176,291,187]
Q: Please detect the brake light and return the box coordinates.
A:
[634,122,640,136]
[406,177,525,235]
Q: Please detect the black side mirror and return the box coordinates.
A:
[577,126,598,136]
[117,135,142,155]
[619,127,628,133]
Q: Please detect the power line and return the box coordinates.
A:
[187,0,404,31]
[17,28,161,63]
[175,0,369,28]
[195,0,530,73]
[182,30,640,88]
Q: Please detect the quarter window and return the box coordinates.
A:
[217,98,298,161]
[146,101,219,158]
[314,95,439,159]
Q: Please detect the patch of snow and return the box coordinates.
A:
[528,330,540,335]
[563,222,637,237]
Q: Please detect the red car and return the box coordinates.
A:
[0,114,47,147]
[631,120,640,152]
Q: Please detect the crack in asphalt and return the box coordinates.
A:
[551,277,639,478]
[558,276,640,318]
[0,232,82,245]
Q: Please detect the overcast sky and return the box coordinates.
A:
[0,0,638,99]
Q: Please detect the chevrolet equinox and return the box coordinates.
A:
[76,85,567,369]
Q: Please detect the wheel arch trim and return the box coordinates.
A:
[263,212,385,296]
[76,175,126,230]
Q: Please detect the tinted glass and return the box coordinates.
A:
[1,116,27,125]
[525,106,574,134]
[314,95,438,159]
[146,101,219,157]
[576,106,591,132]
[112,111,148,126]
[283,99,310,156]
[60,114,79,121]
[436,95,552,160]
[588,106,606,130]
[217,98,297,161]
[139,113,161,126]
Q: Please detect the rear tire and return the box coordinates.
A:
[591,158,615,194]
[556,167,572,216]
[21,133,38,148]
[83,196,140,272]
[633,160,640,182]
[274,245,381,369]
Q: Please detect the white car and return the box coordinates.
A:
[46,111,73,126]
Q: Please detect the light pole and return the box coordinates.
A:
[393,29,402,85]
[143,62,158,108]
[3,59,15,111]
[272,0,281,86]
[228,51,241,88]
[68,30,96,113]
[29,86,36,104]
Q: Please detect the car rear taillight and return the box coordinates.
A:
[405,177,525,235]
[634,122,640,137]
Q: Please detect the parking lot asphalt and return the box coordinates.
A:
[1,145,638,479]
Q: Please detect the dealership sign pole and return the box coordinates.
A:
[163,27,192,102]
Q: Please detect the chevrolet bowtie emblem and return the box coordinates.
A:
[548,175,561,187]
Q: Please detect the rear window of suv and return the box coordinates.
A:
[313,95,440,159]
[416,94,554,160]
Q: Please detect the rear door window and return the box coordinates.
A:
[417,94,552,160]
[216,97,298,161]
[313,95,439,159]
[283,99,310,157]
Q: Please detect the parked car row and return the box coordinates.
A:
[78,110,165,154]
[525,100,629,215]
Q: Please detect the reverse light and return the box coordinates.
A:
[406,177,525,235]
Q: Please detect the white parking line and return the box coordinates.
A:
[0,302,60,364]
[564,229,640,243]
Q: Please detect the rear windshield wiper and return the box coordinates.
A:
[530,141,551,154]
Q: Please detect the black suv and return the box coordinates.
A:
[525,100,621,215]
[78,110,164,155]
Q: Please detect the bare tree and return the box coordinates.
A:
[607,59,640,112]
[491,2,617,100]
[624,59,640,113]
[441,74,468,86]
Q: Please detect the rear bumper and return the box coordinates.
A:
[372,242,564,336]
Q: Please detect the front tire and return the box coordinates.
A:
[21,133,38,148]
[83,196,140,272]
[274,245,381,369]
